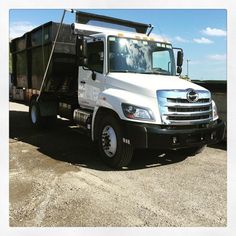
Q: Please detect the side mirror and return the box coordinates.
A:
[177,66,182,74]
[177,51,183,67]
[173,47,184,75]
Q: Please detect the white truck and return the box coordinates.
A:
[11,11,225,168]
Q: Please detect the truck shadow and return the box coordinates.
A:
[208,142,227,151]
[9,109,225,171]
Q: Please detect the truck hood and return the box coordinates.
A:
[106,73,208,98]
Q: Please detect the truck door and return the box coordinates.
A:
[78,39,105,110]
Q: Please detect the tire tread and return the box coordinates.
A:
[98,114,133,168]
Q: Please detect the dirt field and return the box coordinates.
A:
[9,101,227,227]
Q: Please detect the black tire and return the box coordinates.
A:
[29,99,42,128]
[29,99,57,128]
[177,145,206,156]
[98,115,133,168]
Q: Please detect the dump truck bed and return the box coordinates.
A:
[10,21,76,91]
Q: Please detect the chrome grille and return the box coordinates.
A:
[167,98,210,104]
[157,89,212,125]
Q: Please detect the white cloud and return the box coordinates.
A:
[193,37,214,44]
[207,54,226,61]
[174,36,189,43]
[10,21,36,39]
[202,27,226,37]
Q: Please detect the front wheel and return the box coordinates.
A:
[98,115,133,168]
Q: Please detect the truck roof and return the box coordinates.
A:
[76,11,151,34]
[74,11,171,44]
[72,22,171,44]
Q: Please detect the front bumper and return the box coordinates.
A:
[122,119,225,149]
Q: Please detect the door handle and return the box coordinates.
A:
[80,80,86,84]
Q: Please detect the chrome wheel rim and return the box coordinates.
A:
[31,105,37,124]
[102,125,117,157]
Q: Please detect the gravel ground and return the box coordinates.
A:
[9,101,227,227]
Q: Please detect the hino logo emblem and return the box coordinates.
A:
[186,89,199,102]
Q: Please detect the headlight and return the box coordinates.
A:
[122,103,154,121]
[212,100,219,121]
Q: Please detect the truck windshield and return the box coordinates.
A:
[108,36,176,75]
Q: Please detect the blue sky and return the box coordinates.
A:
[9,9,227,81]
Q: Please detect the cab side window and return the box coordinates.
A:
[87,41,104,74]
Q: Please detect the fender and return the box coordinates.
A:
[91,88,161,140]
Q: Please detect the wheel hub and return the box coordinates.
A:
[31,105,37,124]
[102,125,117,157]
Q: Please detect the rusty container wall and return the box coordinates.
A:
[31,44,52,90]
[30,22,76,90]
[10,21,76,91]
[10,34,29,88]
[15,51,28,88]
[15,36,27,51]
[44,54,77,94]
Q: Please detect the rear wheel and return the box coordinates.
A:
[29,99,57,128]
[98,115,133,168]
[29,100,42,127]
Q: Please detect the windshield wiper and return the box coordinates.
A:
[152,69,170,75]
